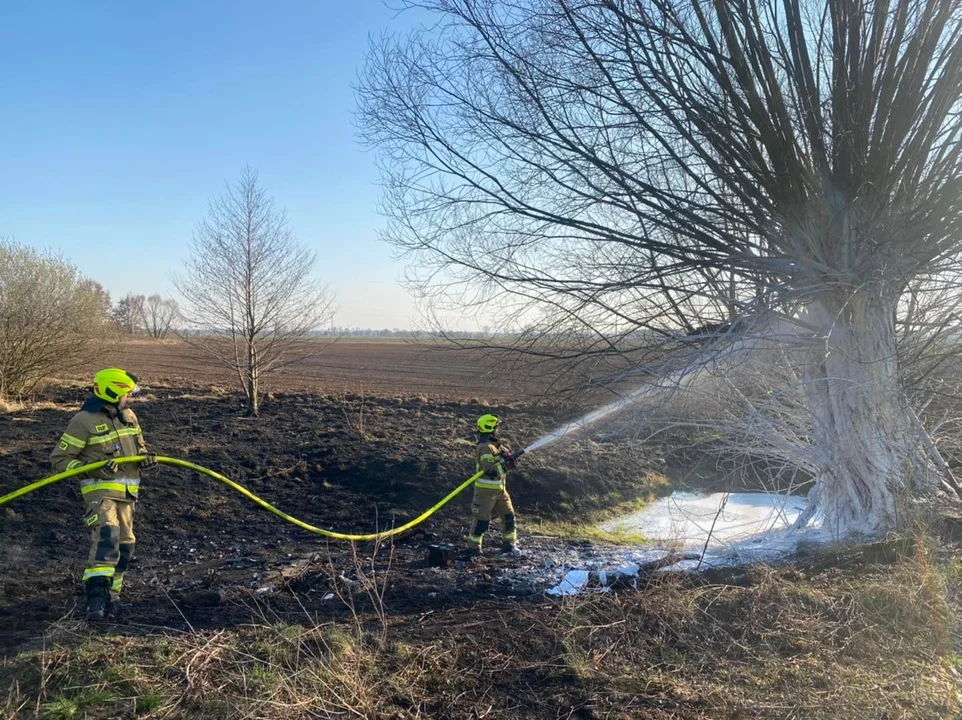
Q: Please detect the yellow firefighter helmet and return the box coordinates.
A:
[477,414,501,434]
[93,368,139,403]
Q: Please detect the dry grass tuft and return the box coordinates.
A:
[0,399,69,415]
[547,543,959,718]
[1,617,443,720]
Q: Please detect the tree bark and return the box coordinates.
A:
[803,291,921,534]
[247,339,259,417]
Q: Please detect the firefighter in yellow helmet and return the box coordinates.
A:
[467,414,520,554]
[50,369,157,620]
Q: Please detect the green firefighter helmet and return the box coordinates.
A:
[93,368,140,403]
[477,414,501,434]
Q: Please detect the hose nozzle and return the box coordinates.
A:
[502,448,525,470]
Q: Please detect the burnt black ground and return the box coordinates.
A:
[0,387,668,655]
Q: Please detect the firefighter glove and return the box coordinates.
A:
[141,454,158,469]
[502,449,524,470]
[103,459,120,474]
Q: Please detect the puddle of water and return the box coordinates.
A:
[601,491,809,548]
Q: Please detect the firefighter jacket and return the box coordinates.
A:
[476,434,509,490]
[50,396,148,502]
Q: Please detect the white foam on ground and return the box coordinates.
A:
[601,491,809,548]
[541,492,825,596]
[546,570,591,596]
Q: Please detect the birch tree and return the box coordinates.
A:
[174,167,335,415]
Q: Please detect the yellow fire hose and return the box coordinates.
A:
[0,456,484,542]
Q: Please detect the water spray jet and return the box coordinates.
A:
[524,379,673,453]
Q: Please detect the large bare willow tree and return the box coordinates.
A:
[175,167,336,416]
[359,0,962,533]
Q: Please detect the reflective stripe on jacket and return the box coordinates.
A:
[50,398,148,502]
[476,434,507,489]
[79,477,141,496]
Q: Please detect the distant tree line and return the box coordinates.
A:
[111,293,180,339]
[316,327,489,339]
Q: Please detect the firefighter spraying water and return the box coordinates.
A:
[466,414,524,555]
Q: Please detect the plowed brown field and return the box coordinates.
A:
[86,338,548,400]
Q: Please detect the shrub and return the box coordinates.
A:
[0,239,113,399]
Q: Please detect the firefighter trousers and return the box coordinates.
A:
[467,485,517,549]
[82,497,136,601]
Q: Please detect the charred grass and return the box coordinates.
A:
[3,542,959,720]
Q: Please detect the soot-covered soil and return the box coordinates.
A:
[0,386,667,655]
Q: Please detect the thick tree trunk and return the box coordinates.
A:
[801,292,923,535]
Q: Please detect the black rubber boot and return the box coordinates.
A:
[466,519,489,556]
[500,540,522,555]
[85,577,111,621]
[108,599,129,620]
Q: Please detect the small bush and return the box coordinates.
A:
[0,240,114,400]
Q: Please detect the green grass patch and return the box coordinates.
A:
[533,517,649,544]
[40,688,115,720]
[135,690,165,715]
[530,477,671,544]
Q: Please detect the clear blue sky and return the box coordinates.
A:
[0,1,422,329]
